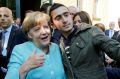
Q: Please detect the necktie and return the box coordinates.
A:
[0,33,2,53]
[1,30,6,48]
[1,30,7,56]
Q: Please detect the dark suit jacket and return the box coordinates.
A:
[0,25,28,68]
[112,31,120,42]
[51,29,61,45]
[112,31,120,67]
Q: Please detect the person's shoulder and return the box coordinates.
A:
[51,42,59,47]
[80,24,97,32]
[11,42,30,57]
[76,23,92,33]
[11,25,22,34]
[84,25,105,37]
[114,30,119,33]
[105,29,110,32]
[113,30,119,34]
[14,41,30,49]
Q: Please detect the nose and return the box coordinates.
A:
[40,27,46,34]
[0,15,5,21]
[62,16,67,24]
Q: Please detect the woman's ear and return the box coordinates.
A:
[28,32,32,39]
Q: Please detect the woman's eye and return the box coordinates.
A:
[78,20,82,23]
[44,25,49,28]
[34,28,39,31]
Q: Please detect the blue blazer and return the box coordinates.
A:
[5,41,66,79]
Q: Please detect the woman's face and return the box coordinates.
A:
[28,21,51,48]
[73,15,82,27]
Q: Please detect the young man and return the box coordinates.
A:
[49,3,120,79]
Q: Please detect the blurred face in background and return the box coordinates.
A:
[15,18,21,25]
[0,7,13,29]
[73,15,82,26]
[109,21,115,30]
[68,6,77,18]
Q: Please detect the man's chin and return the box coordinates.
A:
[64,27,73,32]
[2,25,9,29]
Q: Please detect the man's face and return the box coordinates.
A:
[109,22,115,30]
[68,7,77,18]
[16,18,21,25]
[0,8,13,29]
[51,6,73,33]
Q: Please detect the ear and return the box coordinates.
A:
[28,33,32,39]
[51,23,56,29]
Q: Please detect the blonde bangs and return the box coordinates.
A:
[35,13,50,25]
[22,11,50,33]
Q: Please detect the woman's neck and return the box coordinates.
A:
[42,46,49,54]
[33,42,50,54]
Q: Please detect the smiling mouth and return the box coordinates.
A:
[41,36,49,41]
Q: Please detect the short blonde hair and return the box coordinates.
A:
[22,11,50,34]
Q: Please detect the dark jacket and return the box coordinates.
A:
[112,31,120,42]
[0,25,28,78]
[61,23,120,79]
[112,31,120,67]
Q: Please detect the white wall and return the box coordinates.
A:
[51,0,120,30]
[108,0,120,30]
[53,0,77,7]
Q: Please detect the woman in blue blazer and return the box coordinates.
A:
[5,11,66,79]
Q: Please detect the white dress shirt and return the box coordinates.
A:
[109,29,114,38]
[2,25,12,56]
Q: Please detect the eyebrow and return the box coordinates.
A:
[55,12,69,19]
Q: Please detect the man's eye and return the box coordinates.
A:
[64,13,69,17]
[4,15,9,17]
[56,17,61,21]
